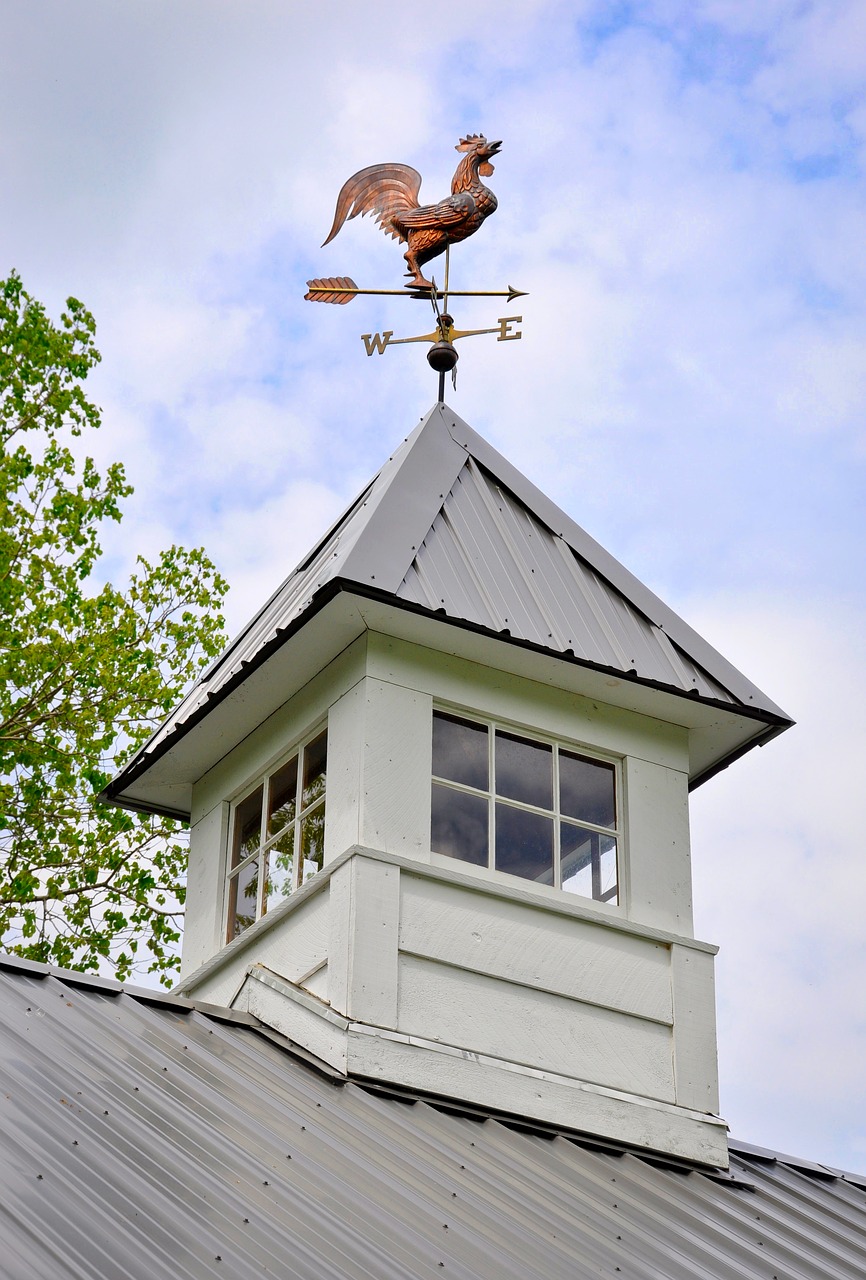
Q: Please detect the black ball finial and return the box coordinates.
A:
[427,341,459,373]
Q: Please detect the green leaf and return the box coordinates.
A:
[0,272,228,984]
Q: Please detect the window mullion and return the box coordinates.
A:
[591,832,602,901]
[431,708,618,907]
[488,720,496,870]
[292,744,303,891]
[553,746,561,890]
[256,781,269,918]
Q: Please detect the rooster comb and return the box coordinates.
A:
[455,133,487,150]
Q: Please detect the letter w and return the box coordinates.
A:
[361,330,393,356]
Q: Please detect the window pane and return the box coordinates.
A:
[300,802,325,883]
[264,842,294,915]
[561,824,618,905]
[302,730,327,810]
[227,858,259,939]
[268,756,297,840]
[561,824,593,897]
[495,802,554,884]
[559,752,615,829]
[597,835,618,903]
[431,783,488,865]
[432,713,488,790]
[231,785,263,867]
[495,732,552,810]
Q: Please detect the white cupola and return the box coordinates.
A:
[106,403,792,1170]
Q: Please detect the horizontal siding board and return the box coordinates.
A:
[395,954,676,1101]
[399,875,673,1023]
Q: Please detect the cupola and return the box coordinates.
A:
[105,402,792,1170]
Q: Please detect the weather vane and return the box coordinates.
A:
[304,134,525,399]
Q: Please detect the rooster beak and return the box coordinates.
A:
[488,140,502,155]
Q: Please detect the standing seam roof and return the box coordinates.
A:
[398,458,735,704]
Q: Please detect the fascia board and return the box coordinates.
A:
[443,407,791,723]
[106,583,788,820]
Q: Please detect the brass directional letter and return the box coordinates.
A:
[361,330,394,356]
[497,316,522,342]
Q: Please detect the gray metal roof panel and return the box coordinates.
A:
[441,412,790,718]
[399,458,736,703]
[1,958,863,1280]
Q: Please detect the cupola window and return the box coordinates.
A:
[226,727,327,941]
[431,711,619,904]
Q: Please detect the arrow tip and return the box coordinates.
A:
[507,286,528,302]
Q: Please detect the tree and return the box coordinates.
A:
[0,272,228,984]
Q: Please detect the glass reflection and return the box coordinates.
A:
[302,731,327,809]
[561,824,618,904]
[559,752,615,829]
[495,732,552,809]
[227,857,259,938]
[300,803,325,883]
[495,803,554,884]
[431,783,488,865]
[232,785,263,867]
[432,713,488,790]
[268,757,297,839]
[265,843,294,914]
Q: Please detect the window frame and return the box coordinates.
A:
[224,722,328,943]
[431,707,623,905]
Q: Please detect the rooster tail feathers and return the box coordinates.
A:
[322,163,423,246]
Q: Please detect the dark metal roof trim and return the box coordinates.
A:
[100,578,346,805]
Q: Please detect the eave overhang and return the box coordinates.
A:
[103,580,792,821]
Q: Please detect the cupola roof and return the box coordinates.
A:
[105,403,792,818]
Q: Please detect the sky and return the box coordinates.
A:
[2,0,864,1171]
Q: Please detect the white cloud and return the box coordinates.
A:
[688,592,866,1166]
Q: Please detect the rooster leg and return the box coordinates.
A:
[403,245,434,291]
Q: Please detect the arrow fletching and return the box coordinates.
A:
[304,277,359,304]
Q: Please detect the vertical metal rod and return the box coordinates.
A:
[438,368,446,402]
[443,245,450,312]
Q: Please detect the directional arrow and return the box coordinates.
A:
[305,277,527,305]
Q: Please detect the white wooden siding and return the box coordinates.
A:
[623,756,693,933]
[671,943,721,1112]
[396,954,675,1100]
[328,856,399,1025]
[365,632,690,774]
[189,885,330,1008]
[399,875,672,1023]
[182,801,229,977]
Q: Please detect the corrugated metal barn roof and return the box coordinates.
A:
[108,403,791,807]
[2,955,863,1280]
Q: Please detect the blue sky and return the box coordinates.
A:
[2,0,865,1170]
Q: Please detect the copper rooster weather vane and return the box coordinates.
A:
[305,135,525,399]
